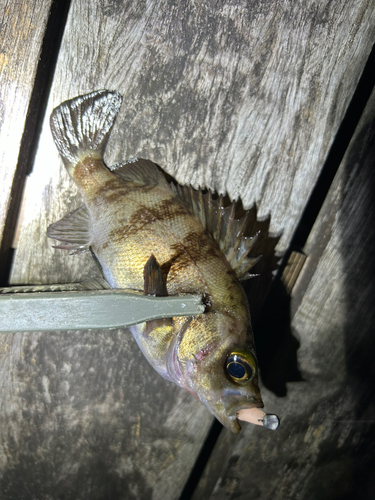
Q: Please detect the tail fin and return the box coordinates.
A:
[50,90,123,170]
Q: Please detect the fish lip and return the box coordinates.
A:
[213,411,242,434]
[237,398,264,412]
[221,394,264,415]
[228,414,242,434]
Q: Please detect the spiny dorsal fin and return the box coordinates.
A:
[47,205,91,254]
[170,184,262,280]
[110,158,170,189]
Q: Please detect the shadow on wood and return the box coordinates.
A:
[253,279,303,398]
[340,111,375,498]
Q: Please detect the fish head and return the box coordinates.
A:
[168,313,263,434]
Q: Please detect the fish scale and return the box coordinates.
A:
[47,89,278,433]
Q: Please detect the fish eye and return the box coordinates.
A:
[225,348,258,385]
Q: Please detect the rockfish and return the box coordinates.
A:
[48,90,278,433]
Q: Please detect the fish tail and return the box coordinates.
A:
[50,90,123,172]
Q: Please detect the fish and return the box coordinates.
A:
[47,90,278,433]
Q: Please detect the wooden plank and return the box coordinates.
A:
[2,0,374,498]
[191,89,375,499]
[0,0,53,277]
[10,0,375,285]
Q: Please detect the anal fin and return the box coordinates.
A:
[47,205,91,254]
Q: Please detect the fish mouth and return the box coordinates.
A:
[214,397,264,434]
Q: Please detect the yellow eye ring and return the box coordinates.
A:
[225,348,258,385]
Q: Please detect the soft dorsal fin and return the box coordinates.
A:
[109,158,170,189]
[47,205,91,254]
[170,184,261,280]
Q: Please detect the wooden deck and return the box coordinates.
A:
[1,1,374,498]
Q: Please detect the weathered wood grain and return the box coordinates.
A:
[191,89,375,500]
[0,0,52,272]
[10,0,375,286]
[0,330,211,499]
[2,0,375,498]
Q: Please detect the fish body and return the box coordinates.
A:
[48,90,265,433]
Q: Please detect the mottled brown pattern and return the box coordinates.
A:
[171,229,221,266]
[108,211,154,242]
[151,197,194,220]
[100,188,130,202]
[166,249,193,280]
[100,183,155,202]
[164,229,227,298]
[94,178,132,199]
[73,161,157,202]
[108,198,191,242]
[73,158,105,181]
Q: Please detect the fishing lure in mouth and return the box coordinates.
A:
[48,89,279,433]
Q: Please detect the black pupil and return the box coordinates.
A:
[227,361,246,379]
